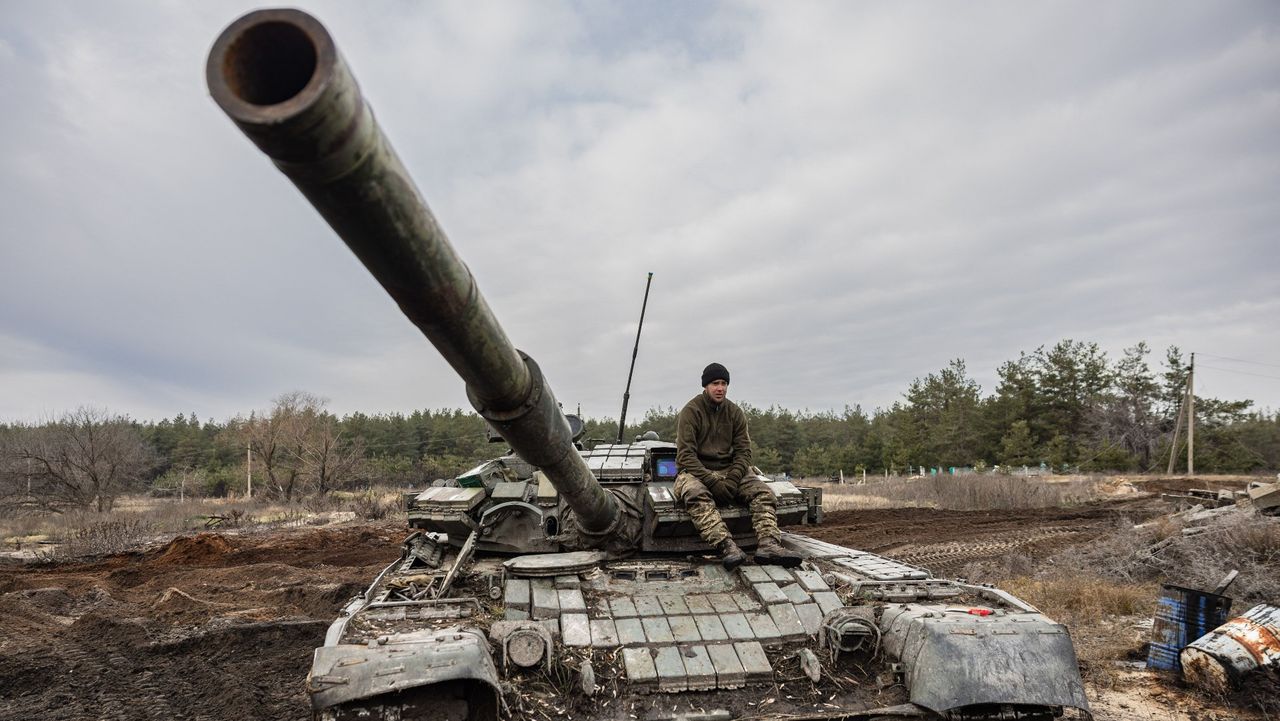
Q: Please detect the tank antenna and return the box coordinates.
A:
[617,272,654,443]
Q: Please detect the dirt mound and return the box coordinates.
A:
[266,581,363,617]
[150,587,230,621]
[66,611,151,648]
[8,585,73,612]
[0,594,63,636]
[151,533,236,567]
[106,565,149,588]
[227,524,401,568]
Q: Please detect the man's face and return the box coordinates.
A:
[704,379,728,404]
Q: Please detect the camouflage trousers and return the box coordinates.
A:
[673,471,779,546]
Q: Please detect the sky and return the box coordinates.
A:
[2,1,1278,426]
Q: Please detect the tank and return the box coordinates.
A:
[207,9,1092,721]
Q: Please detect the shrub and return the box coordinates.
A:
[348,491,400,520]
[58,517,155,557]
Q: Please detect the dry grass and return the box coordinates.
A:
[1005,577,1153,619]
[1000,576,1157,689]
[3,499,245,547]
[815,474,1103,512]
[1,488,409,559]
[4,498,268,559]
[1047,512,1280,606]
[1147,516,1280,605]
[819,493,908,511]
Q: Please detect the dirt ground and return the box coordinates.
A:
[0,478,1269,721]
[0,524,403,721]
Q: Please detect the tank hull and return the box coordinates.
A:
[310,488,1091,720]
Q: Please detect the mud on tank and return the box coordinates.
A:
[206,9,1092,721]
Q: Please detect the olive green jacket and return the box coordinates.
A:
[676,392,753,484]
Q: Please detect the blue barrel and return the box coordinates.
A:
[1147,584,1233,672]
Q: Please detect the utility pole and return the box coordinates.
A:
[1187,353,1195,476]
[1167,387,1186,475]
[246,442,253,499]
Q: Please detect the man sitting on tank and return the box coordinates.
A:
[674,363,800,568]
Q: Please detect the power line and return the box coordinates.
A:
[1196,352,1280,370]
[1197,364,1280,382]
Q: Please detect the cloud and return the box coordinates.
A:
[1,1,1278,424]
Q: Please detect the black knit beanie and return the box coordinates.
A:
[701,362,730,387]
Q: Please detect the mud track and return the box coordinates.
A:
[808,496,1168,577]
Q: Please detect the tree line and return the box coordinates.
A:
[2,340,1277,513]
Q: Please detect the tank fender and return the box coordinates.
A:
[879,604,1091,715]
[307,627,501,712]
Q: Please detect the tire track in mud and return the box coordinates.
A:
[0,615,162,721]
[57,621,158,721]
[807,496,1169,577]
[878,524,1089,575]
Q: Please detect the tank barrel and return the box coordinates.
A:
[206,8,620,541]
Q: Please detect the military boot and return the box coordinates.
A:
[717,538,747,570]
[754,537,801,567]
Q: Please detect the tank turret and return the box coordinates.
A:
[206,8,631,550]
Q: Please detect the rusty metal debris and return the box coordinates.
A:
[1147,581,1234,672]
[1182,603,1280,693]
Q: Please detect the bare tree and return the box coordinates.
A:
[293,410,365,495]
[245,392,364,500]
[245,393,306,501]
[0,408,155,513]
